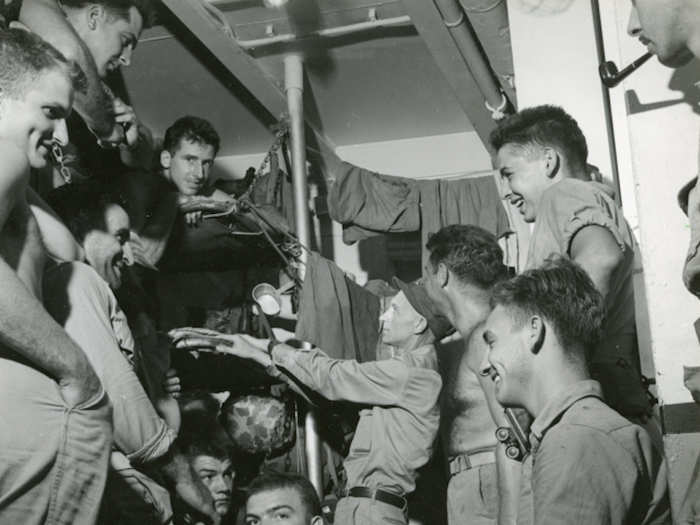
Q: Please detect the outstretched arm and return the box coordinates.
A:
[170,331,440,407]
[19,0,119,139]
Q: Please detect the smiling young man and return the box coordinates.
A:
[482,257,670,525]
[245,472,323,525]
[0,28,111,524]
[159,115,235,229]
[17,0,154,156]
[172,280,452,525]
[48,181,134,289]
[490,105,651,422]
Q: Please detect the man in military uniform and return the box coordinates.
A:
[171,278,452,525]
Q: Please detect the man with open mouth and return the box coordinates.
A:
[491,104,652,425]
[481,257,669,525]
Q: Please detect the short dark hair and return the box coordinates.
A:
[163,116,220,156]
[246,472,321,519]
[426,224,508,289]
[489,105,588,174]
[491,256,604,361]
[0,28,86,102]
[182,427,235,463]
[60,0,156,28]
[46,181,121,243]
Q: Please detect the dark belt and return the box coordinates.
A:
[347,486,406,510]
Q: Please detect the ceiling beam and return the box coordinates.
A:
[402,0,499,149]
[160,0,335,148]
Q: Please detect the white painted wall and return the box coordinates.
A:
[597,7,700,516]
[597,0,700,404]
[507,0,616,184]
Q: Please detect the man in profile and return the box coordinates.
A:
[171,278,452,525]
[627,1,700,298]
[423,224,518,525]
[482,257,669,524]
[18,0,155,174]
[490,105,651,423]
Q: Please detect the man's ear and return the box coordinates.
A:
[160,150,171,170]
[528,316,546,355]
[86,3,106,30]
[414,315,429,336]
[310,515,324,525]
[542,147,560,179]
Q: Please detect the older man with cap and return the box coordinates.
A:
[171,278,451,525]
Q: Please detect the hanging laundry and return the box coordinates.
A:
[326,161,510,266]
[295,251,381,362]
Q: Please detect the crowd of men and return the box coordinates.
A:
[0,0,698,524]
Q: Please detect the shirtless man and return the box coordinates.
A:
[0,28,111,524]
[422,224,517,525]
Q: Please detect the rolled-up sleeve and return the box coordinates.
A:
[536,181,630,258]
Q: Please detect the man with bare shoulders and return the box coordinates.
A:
[423,224,518,525]
[0,28,111,524]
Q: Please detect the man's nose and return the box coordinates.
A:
[502,178,514,200]
[479,351,493,378]
[379,309,391,323]
[53,119,68,146]
[119,46,133,67]
[122,242,134,266]
[192,162,207,180]
[210,474,229,494]
[627,6,641,37]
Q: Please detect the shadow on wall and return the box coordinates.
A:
[626,58,700,116]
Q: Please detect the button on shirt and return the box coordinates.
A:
[271,344,442,495]
[518,380,670,525]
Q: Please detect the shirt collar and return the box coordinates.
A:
[529,380,603,452]
[400,344,438,372]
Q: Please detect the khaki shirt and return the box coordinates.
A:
[518,380,670,525]
[526,178,649,417]
[272,344,442,494]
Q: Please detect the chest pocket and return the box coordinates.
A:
[349,410,373,456]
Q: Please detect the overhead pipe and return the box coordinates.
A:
[284,54,324,497]
[237,15,412,50]
[433,0,511,119]
[458,0,516,106]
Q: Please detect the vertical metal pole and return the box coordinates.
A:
[284,53,323,497]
